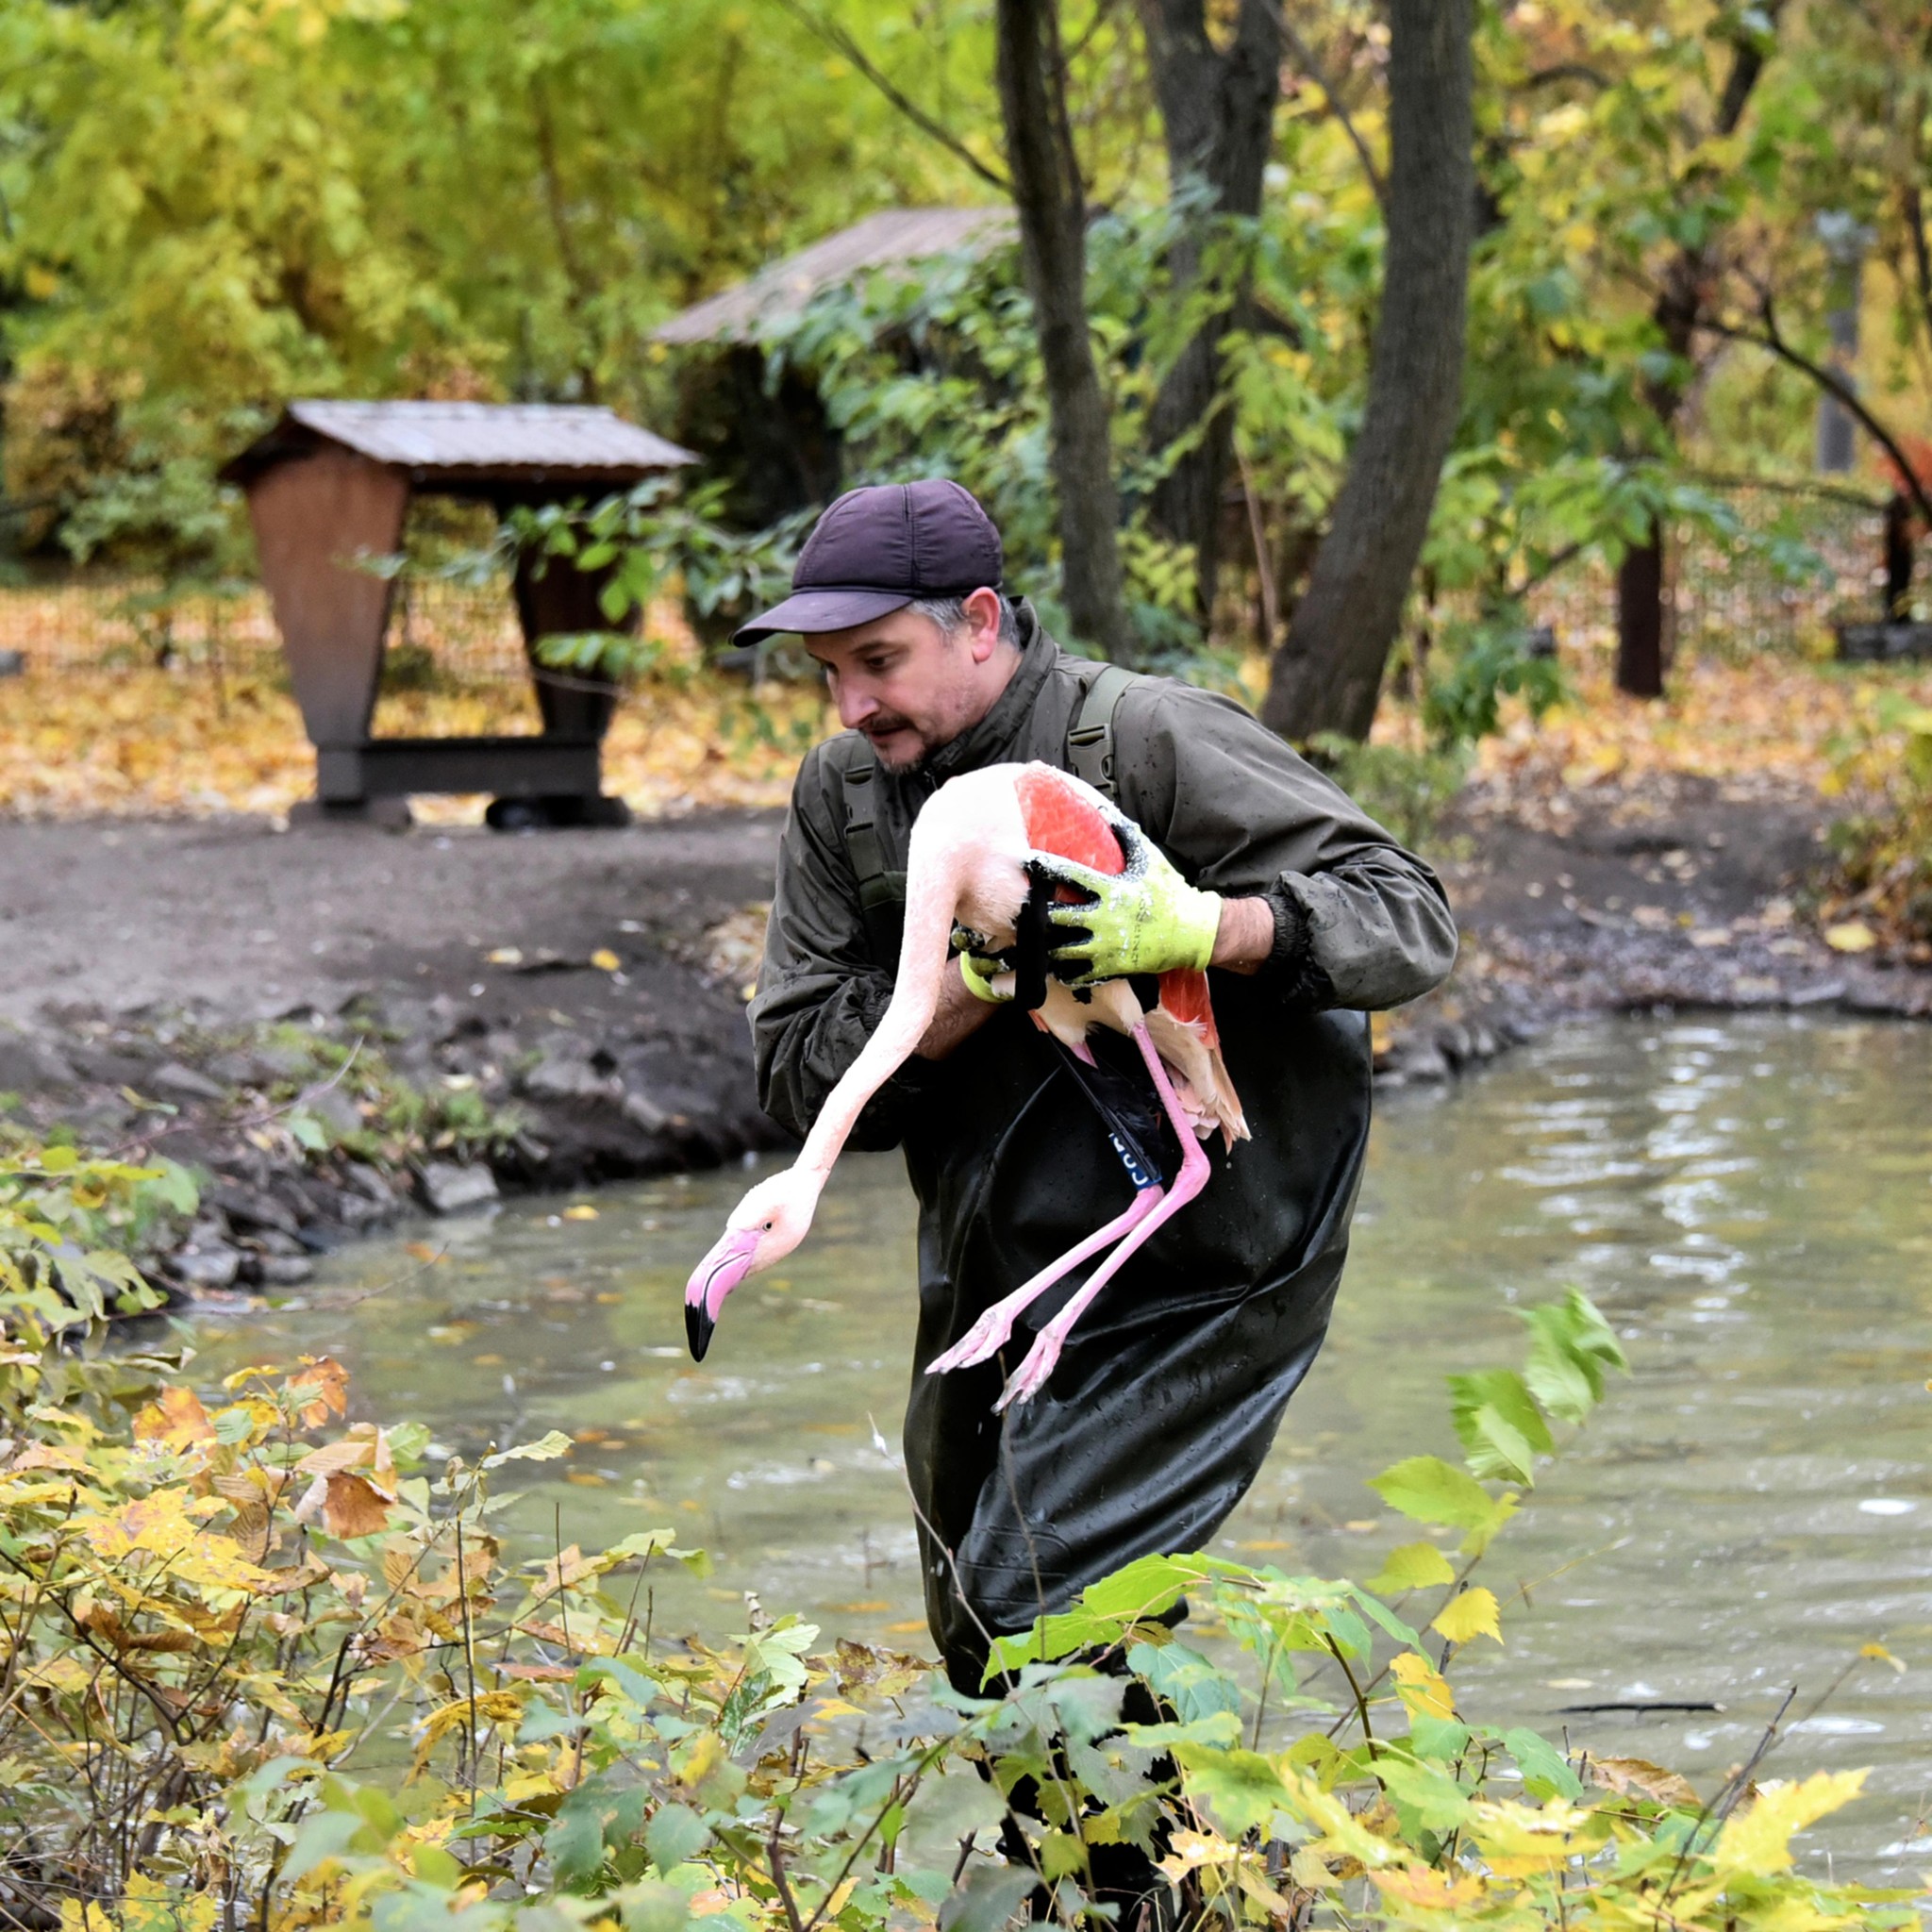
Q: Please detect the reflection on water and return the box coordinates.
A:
[185,1015,1932,1873]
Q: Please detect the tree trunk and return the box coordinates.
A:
[1135,0,1282,627]
[994,0,1132,660]
[1614,14,1777,695]
[1260,0,1475,743]
[1615,531,1666,698]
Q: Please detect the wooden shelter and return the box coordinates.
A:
[655,209,1013,534]
[221,400,696,825]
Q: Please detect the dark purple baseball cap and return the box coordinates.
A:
[734,479,1003,641]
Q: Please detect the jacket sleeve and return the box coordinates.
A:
[1118,683,1458,1012]
[748,749,930,1149]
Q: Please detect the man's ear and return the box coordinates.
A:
[961,586,1005,664]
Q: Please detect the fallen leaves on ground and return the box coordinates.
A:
[0,660,828,822]
[1451,644,1932,811]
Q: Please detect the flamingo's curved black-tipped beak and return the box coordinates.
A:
[686,1297,715,1362]
[684,1225,759,1362]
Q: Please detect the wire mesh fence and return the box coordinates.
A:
[1525,483,1886,662]
[0,573,535,684]
[0,482,1892,686]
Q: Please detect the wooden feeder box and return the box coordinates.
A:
[221,400,697,827]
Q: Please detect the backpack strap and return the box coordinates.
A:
[840,757,907,965]
[1065,660,1143,803]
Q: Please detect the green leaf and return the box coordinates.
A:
[644,1802,709,1873]
[545,1802,606,1887]
[1521,1291,1627,1424]
[1368,1455,1496,1529]
[1447,1370,1553,1483]
[1126,1640,1241,1725]
[484,1429,574,1468]
[938,1866,1040,1932]
[1498,1727,1583,1801]
[1377,1753,1472,1834]
[621,1882,691,1932]
[1172,1741,1289,1839]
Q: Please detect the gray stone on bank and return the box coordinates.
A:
[174,1241,244,1290]
[151,1060,227,1103]
[421,1160,500,1214]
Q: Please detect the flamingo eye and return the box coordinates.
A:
[762,1219,774,1231]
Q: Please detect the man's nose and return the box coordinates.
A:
[835,682,878,729]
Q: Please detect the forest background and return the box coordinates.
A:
[3,0,1932,934]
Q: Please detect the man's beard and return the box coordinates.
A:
[861,711,930,769]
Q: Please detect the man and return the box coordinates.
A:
[741,479,1457,1692]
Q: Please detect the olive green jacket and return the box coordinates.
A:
[750,608,1457,1147]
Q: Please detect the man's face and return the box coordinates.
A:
[805,591,1008,771]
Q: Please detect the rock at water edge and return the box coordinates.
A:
[421,1161,500,1214]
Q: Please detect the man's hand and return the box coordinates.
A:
[952,927,1013,1005]
[1034,820,1223,988]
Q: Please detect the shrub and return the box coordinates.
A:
[0,1152,1917,1932]
[1822,693,1932,960]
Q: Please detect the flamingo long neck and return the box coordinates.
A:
[794,838,973,1178]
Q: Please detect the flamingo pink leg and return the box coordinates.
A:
[924,1183,1167,1376]
[993,1026,1213,1413]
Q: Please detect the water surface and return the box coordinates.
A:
[187,1015,1932,1874]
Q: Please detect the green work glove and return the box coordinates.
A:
[1035,820,1222,988]
[952,926,1013,1004]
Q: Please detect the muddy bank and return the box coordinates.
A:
[2,778,1927,1286]
[1379,771,1932,1088]
[0,812,793,1290]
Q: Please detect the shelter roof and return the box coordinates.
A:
[221,401,697,494]
[655,207,1015,346]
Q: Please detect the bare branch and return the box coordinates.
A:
[767,0,1011,192]
[1268,4,1387,212]
[1700,300,1932,528]
[1520,60,1611,92]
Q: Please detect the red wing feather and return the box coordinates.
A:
[1157,968,1220,1048]
[1017,768,1124,876]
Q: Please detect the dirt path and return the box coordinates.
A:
[0,812,782,1023]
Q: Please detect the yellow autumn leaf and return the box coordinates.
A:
[78,1487,222,1561]
[1824,921,1877,953]
[589,948,622,972]
[1431,1585,1503,1647]
[1860,1642,1907,1675]
[562,1204,599,1220]
[1390,1650,1456,1721]
[287,1355,348,1424]
[1714,1770,1868,1874]
[1467,1797,1604,1875]
[1370,1864,1487,1910]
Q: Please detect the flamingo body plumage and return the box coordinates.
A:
[683,760,1248,1405]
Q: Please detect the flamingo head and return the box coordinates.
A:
[683,1170,823,1361]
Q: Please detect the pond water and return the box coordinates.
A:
[184,1014,1932,1876]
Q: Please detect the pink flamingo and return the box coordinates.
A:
[683,761,1247,1410]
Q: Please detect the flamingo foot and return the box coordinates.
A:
[925,1185,1165,1375]
[992,1317,1075,1411]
